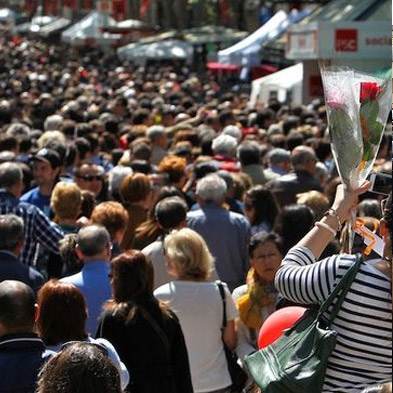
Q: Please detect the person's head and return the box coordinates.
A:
[244,186,279,229]
[237,142,261,167]
[274,204,315,254]
[110,251,154,304]
[107,166,133,201]
[74,164,105,197]
[75,225,112,262]
[36,342,121,393]
[297,190,329,221]
[0,214,24,255]
[44,115,64,132]
[31,148,62,189]
[0,162,24,197]
[91,202,129,244]
[158,155,187,187]
[248,232,283,283]
[154,196,188,231]
[222,125,242,142]
[195,174,227,206]
[0,280,36,336]
[163,228,214,281]
[267,148,291,172]
[211,134,237,158]
[36,280,87,346]
[358,198,382,219]
[291,146,317,175]
[146,125,168,149]
[120,172,153,208]
[51,182,82,223]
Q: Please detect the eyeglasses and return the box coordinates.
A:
[76,174,104,181]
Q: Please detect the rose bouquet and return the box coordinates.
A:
[320,66,391,190]
[320,66,391,252]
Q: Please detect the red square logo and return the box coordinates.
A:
[335,29,358,52]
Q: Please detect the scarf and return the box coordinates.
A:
[237,268,277,330]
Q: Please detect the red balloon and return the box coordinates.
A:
[258,307,307,349]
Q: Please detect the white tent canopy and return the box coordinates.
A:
[0,8,15,22]
[118,39,193,65]
[218,9,308,68]
[62,11,121,47]
[249,63,303,107]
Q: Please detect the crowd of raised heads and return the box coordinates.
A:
[0,35,391,393]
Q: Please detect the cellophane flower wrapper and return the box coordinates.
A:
[320,66,391,190]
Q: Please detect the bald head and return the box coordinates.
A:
[291,146,317,174]
[0,280,35,333]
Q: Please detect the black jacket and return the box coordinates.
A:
[96,297,194,393]
[0,333,53,393]
[268,170,322,207]
[0,250,44,292]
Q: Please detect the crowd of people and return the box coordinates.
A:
[0,35,391,393]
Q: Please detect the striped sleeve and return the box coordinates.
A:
[275,246,340,305]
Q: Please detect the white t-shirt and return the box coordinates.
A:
[154,280,238,393]
[142,240,173,290]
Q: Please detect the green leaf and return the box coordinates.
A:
[362,142,373,162]
[369,121,384,145]
[360,100,379,124]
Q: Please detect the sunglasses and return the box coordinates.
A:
[77,174,104,181]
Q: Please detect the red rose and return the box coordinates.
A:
[360,82,381,103]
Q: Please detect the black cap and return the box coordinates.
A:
[32,148,61,168]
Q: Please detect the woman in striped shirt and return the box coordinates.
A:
[275,184,392,393]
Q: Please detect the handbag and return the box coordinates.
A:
[216,281,248,393]
[244,254,363,393]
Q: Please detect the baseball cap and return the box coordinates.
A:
[32,148,61,168]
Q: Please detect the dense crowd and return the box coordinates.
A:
[0,36,391,393]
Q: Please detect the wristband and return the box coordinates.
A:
[315,221,337,237]
[325,208,343,231]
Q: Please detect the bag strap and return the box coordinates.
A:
[318,253,363,324]
[139,307,171,360]
[216,281,227,329]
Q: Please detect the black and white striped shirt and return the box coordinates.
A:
[275,246,392,393]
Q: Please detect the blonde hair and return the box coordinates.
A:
[51,182,82,221]
[297,190,329,221]
[164,228,214,281]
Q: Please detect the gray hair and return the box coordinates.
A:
[267,148,290,165]
[0,162,23,189]
[222,125,242,142]
[44,115,64,131]
[211,134,237,157]
[108,166,133,196]
[196,174,227,204]
[291,146,317,169]
[0,214,24,251]
[146,125,165,142]
[76,225,111,257]
[6,123,31,139]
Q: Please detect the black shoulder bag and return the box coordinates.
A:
[217,281,248,393]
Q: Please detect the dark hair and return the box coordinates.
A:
[245,186,280,228]
[36,280,87,346]
[0,135,18,152]
[155,196,188,230]
[106,251,169,322]
[358,199,382,219]
[0,280,35,330]
[274,204,315,254]
[248,232,284,258]
[75,138,91,161]
[237,142,261,166]
[36,342,121,393]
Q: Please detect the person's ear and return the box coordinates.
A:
[75,246,84,260]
